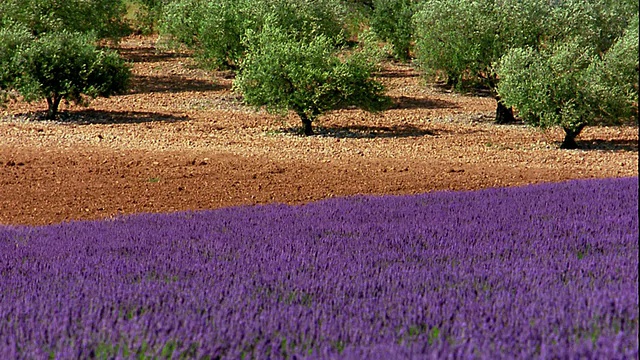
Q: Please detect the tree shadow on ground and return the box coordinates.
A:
[574,139,638,152]
[375,69,420,79]
[128,75,228,95]
[430,83,495,98]
[21,109,190,125]
[390,95,458,110]
[278,123,492,138]
[279,124,437,139]
[119,46,186,63]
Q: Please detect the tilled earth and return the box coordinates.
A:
[1,36,637,226]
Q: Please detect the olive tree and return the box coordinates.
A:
[545,0,638,55]
[234,24,389,135]
[495,18,638,149]
[369,0,415,61]
[0,0,132,118]
[125,0,172,35]
[0,0,129,39]
[159,0,347,70]
[412,0,637,125]
[413,0,554,124]
[159,0,248,69]
[1,30,131,119]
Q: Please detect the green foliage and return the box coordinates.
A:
[413,0,637,90]
[159,0,247,69]
[341,0,372,41]
[413,0,551,89]
[496,42,593,132]
[369,0,415,61]
[545,0,638,54]
[0,25,32,106]
[3,30,131,119]
[0,0,132,112]
[0,0,129,40]
[234,24,389,135]
[495,17,638,148]
[413,0,638,134]
[125,0,172,35]
[159,0,347,70]
[344,0,374,10]
[584,16,639,122]
[249,0,347,41]
[428,326,440,345]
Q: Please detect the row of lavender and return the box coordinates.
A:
[0,177,638,359]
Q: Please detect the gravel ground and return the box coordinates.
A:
[1,35,637,226]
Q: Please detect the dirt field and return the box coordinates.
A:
[1,36,637,226]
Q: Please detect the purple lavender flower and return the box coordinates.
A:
[0,177,637,359]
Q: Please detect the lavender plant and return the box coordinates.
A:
[0,177,637,359]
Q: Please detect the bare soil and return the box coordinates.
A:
[1,35,637,226]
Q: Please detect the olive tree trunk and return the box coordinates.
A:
[560,124,586,149]
[495,97,516,124]
[297,111,314,136]
[46,95,62,120]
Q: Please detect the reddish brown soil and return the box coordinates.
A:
[1,36,637,226]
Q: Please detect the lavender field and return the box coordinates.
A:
[1,177,638,359]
